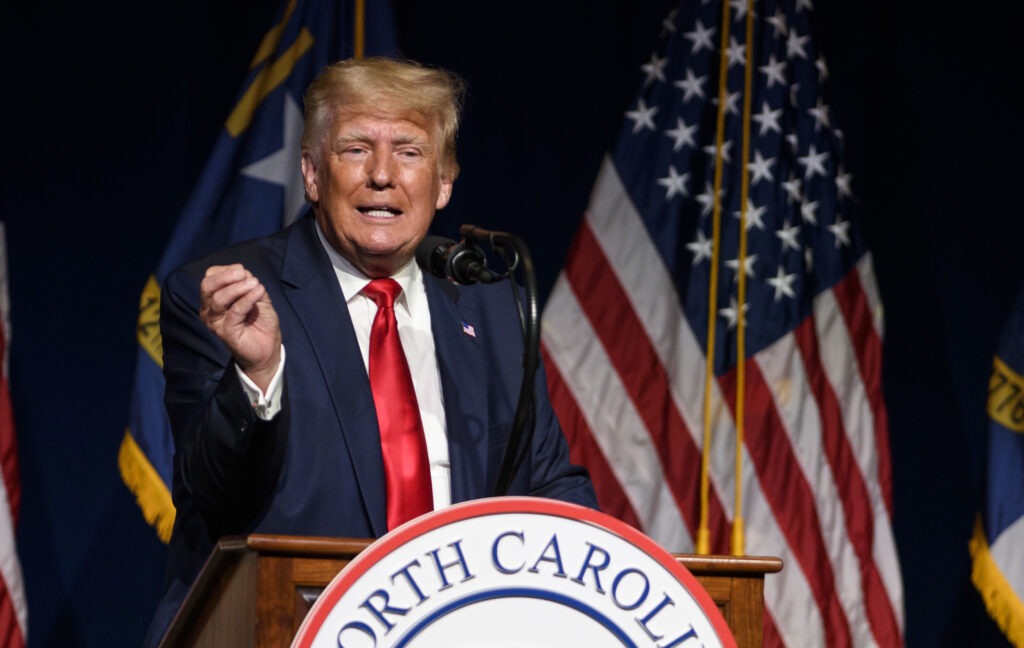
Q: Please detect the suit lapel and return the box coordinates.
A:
[279,218,388,536]
[424,276,493,503]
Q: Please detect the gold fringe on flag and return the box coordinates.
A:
[118,430,175,543]
[970,515,1024,648]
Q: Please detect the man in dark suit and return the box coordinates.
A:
[145,57,596,644]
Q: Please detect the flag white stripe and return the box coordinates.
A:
[872,496,905,631]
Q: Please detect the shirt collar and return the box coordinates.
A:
[314,220,424,313]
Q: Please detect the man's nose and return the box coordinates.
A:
[367,152,395,189]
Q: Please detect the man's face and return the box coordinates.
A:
[301,106,453,278]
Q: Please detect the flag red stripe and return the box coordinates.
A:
[763,607,784,648]
[0,576,24,648]
[720,359,853,647]
[564,221,731,550]
[0,384,18,524]
[0,581,24,648]
[542,346,643,530]
[833,267,893,514]
[794,315,902,646]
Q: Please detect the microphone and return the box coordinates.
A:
[416,235,497,285]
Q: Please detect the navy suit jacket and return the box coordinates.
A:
[145,214,596,645]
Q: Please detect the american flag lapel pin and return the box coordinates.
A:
[461,320,476,338]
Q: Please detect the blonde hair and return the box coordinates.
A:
[302,57,466,179]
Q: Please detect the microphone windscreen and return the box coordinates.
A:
[415,235,457,278]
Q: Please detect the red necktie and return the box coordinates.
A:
[362,278,434,530]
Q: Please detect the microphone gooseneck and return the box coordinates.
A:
[416,226,539,498]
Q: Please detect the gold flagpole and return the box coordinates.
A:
[697,0,734,556]
[731,0,756,557]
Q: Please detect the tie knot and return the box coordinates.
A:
[362,278,402,309]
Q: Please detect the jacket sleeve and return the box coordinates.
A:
[160,265,289,539]
[523,353,599,509]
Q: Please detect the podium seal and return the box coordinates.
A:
[293,497,736,647]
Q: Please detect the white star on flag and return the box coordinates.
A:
[801,199,819,225]
[735,199,767,231]
[725,253,758,281]
[787,29,809,59]
[747,150,775,185]
[759,54,787,88]
[686,229,713,265]
[807,99,831,131]
[816,55,829,81]
[776,221,801,251]
[829,217,852,247]
[712,90,741,115]
[726,37,746,68]
[642,53,667,85]
[783,175,803,203]
[695,181,721,216]
[752,101,782,135]
[657,165,690,199]
[766,9,788,37]
[703,140,733,163]
[683,19,716,54]
[719,296,749,329]
[729,0,751,21]
[665,117,698,151]
[240,93,308,226]
[836,170,853,197]
[767,265,798,300]
[797,143,830,179]
[625,99,659,133]
[674,68,707,102]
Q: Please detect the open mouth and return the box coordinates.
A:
[358,206,402,218]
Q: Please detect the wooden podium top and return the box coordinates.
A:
[163,534,782,648]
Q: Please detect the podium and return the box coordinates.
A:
[160,534,782,648]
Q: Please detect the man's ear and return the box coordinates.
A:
[300,152,319,203]
[436,177,453,210]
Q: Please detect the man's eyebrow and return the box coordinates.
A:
[331,132,370,150]
[331,132,434,152]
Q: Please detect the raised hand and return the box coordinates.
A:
[199,264,282,392]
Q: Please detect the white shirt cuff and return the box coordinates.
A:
[235,345,286,421]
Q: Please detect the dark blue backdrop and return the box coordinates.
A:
[1,1,1019,645]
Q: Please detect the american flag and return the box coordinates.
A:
[540,1,904,646]
[0,223,26,647]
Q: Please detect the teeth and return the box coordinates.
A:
[363,209,397,218]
